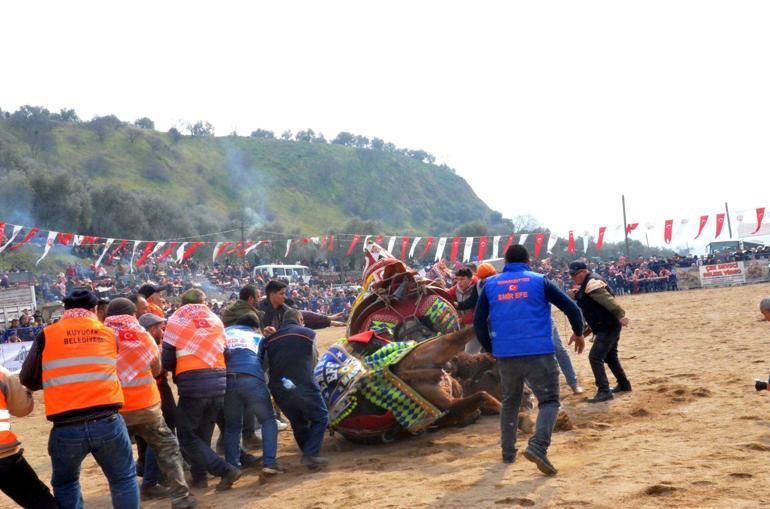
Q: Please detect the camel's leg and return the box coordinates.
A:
[401,326,475,369]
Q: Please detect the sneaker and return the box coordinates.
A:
[141,484,170,500]
[523,447,557,476]
[502,453,516,464]
[587,390,614,403]
[300,455,329,470]
[215,468,242,492]
[172,495,198,509]
[611,384,632,394]
[276,419,288,432]
[262,464,285,475]
[570,384,584,395]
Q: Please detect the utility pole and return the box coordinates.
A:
[725,202,733,239]
[622,195,631,259]
[240,220,245,244]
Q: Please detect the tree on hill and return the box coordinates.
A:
[134,117,155,129]
[295,128,316,143]
[187,121,214,137]
[332,131,354,146]
[168,127,182,143]
[54,108,80,123]
[88,115,124,141]
[8,105,56,153]
[250,129,274,139]
[280,130,292,140]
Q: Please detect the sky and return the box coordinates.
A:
[2,0,769,252]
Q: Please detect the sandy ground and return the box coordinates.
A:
[6,282,770,509]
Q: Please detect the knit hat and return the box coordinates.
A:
[106,297,137,317]
[63,289,98,310]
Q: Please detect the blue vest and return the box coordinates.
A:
[484,263,554,357]
[224,325,266,380]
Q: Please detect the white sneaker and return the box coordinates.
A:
[276,419,288,432]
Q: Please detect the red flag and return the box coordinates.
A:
[215,242,232,259]
[328,235,335,252]
[57,232,73,245]
[596,227,606,250]
[82,235,100,245]
[319,235,328,250]
[0,222,4,242]
[181,242,203,261]
[236,241,254,256]
[715,213,725,238]
[8,228,39,252]
[401,236,410,260]
[449,237,461,262]
[502,234,515,255]
[625,223,639,234]
[346,235,362,256]
[157,242,178,261]
[420,237,435,258]
[664,220,673,244]
[227,242,243,255]
[533,233,545,258]
[694,215,708,239]
[110,239,128,257]
[477,236,488,260]
[135,242,156,267]
[374,235,385,245]
[752,207,765,234]
[567,231,575,254]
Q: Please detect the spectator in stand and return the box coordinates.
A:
[138,284,165,318]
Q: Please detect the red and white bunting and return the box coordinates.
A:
[0,225,22,253]
[434,237,447,261]
[95,239,115,268]
[36,231,57,265]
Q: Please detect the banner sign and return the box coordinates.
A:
[699,261,746,286]
[0,341,33,374]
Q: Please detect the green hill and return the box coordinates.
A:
[0,107,504,242]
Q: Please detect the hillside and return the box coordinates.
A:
[0,110,501,242]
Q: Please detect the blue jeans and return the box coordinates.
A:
[273,385,328,457]
[552,326,578,387]
[48,413,139,509]
[497,354,560,458]
[176,396,232,482]
[224,376,278,468]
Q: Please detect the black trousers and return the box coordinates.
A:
[0,450,57,509]
[588,325,630,392]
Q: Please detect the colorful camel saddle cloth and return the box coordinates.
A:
[364,294,460,341]
[358,341,445,432]
[315,343,368,426]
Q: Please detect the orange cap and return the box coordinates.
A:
[475,262,497,280]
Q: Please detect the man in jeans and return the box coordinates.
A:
[223,314,282,475]
[474,246,584,476]
[569,261,631,403]
[20,289,140,508]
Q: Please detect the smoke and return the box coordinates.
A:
[221,139,273,232]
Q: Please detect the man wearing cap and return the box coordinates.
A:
[20,289,140,509]
[474,245,585,476]
[568,261,631,403]
[138,284,165,318]
[105,299,196,508]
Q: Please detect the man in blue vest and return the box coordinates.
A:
[474,245,585,476]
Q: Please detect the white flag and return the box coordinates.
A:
[362,235,371,252]
[212,242,224,262]
[284,239,292,258]
[409,237,422,258]
[582,236,588,253]
[462,237,473,262]
[492,235,501,259]
[546,235,558,254]
[129,241,141,272]
[95,239,115,268]
[151,241,166,257]
[434,237,448,261]
[387,236,397,254]
[518,233,528,246]
[72,235,83,247]
[0,225,22,253]
[176,243,188,263]
[36,231,57,266]
[243,241,259,256]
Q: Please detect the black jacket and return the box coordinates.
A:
[575,273,620,333]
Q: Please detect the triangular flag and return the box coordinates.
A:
[400,236,410,260]
[582,235,588,254]
[72,235,83,246]
[664,220,673,244]
[752,207,765,234]
[57,232,73,246]
[135,242,157,267]
[596,227,606,250]
[518,233,528,247]
[462,237,473,262]
[533,233,545,258]
[236,241,255,256]
[36,231,57,265]
[625,223,639,235]
[409,237,422,259]
[285,239,293,258]
[129,241,142,271]
[420,237,434,259]
[175,243,188,263]
[158,242,178,261]
[0,225,22,253]
[95,239,115,267]
[8,227,39,252]
[450,237,461,262]
[491,235,501,259]
[477,236,488,260]
[715,213,725,239]
[548,234,559,254]
[242,241,259,256]
[694,215,709,240]
[503,234,515,253]
[434,237,447,261]
[346,235,362,256]
[387,236,397,255]
[180,242,203,262]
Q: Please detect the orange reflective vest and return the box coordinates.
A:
[148,302,165,318]
[42,317,124,417]
[0,373,20,453]
[121,366,161,413]
[175,348,226,375]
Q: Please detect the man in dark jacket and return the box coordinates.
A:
[475,246,584,476]
[221,284,269,331]
[259,309,329,470]
[569,261,631,403]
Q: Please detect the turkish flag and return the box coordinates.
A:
[450,237,461,262]
[752,207,765,234]
[158,242,178,261]
[328,235,335,252]
[57,232,73,245]
[8,228,39,252]
[625,223,639,235]
[596,227,606,250]
[664,220,673,244]
[694,215,709,239]
[533,233,545,258]
[502,234,515,255]
[477,236,488,260]
[420,237,435,258]
[227,242,243,255]
[135,242,156,267]
[346,235,362,256]
[215,242,232,259]
[181,242,203,261]
[401,236,411,260]
[715,213,725,238]
[567,231,575,253]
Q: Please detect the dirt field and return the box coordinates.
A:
[7,282,770,509]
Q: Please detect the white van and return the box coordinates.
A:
[253,264,312,283]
